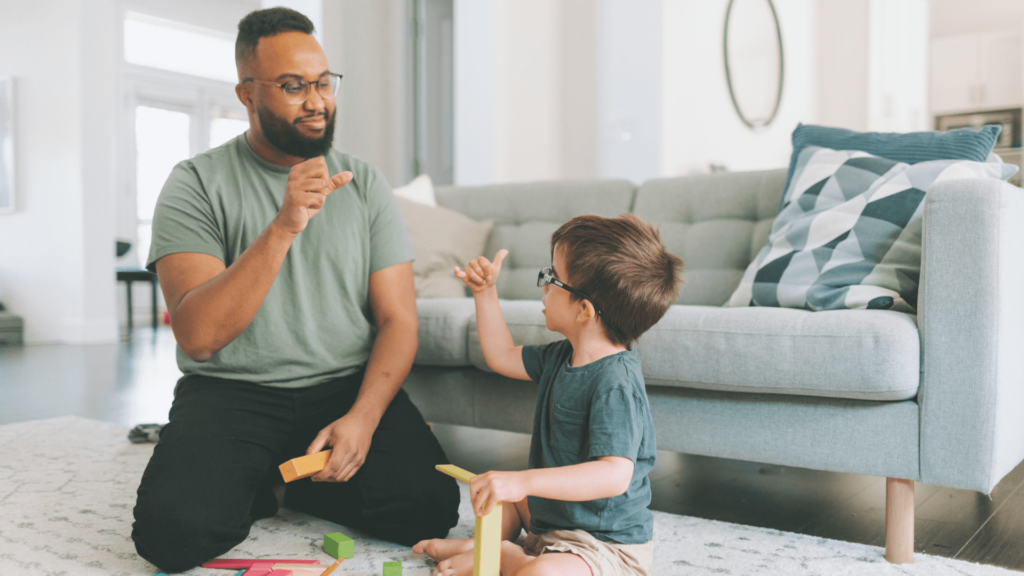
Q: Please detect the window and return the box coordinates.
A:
[120,12,248,268]
[134,106,191,267]
[123,12,237,83]
[209,106,249,149]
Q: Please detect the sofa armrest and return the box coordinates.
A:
[920,177,1024,492]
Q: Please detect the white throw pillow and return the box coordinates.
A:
[396,196,493,298]
[392,174,437,207]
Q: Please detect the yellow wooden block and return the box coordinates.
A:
[279,450,332,483]
[434,463,501,575]
[435,464,476,484]
[473,502,502,576]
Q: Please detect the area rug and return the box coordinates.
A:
[0,417,1017,575]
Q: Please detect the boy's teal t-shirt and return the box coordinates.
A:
[147,134,414,388]
[521,339,656,544]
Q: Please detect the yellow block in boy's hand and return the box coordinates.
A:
[435,464,477,484]
[435,464,501,576]
[279,450,333,483]
[474,501,502,576]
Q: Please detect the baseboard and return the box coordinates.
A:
[60,316,119,344]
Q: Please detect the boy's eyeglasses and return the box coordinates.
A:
[537,267,626,339]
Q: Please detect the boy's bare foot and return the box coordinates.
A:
[412,537,475,563]
[434,549,475,576]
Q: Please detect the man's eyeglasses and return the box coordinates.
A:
[537,267,625,339]
[243,72,343,105]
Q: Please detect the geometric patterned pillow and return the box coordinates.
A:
[726,146,1019,313]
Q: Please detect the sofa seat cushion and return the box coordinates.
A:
[468,300,920,401]
[640,305,920,401]
[415,298,478,366]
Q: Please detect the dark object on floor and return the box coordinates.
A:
[117,268,159,333]
[128,423,164,444]
[116,240,132,258]
[0,311,24,345]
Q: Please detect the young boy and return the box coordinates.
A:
[413,214,683,576]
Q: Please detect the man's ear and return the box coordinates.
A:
[235,82,255,113]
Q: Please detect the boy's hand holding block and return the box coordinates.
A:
[279,450,332,482]
[435,464,502,576]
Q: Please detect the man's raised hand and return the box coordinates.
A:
[455,249,508,294]
[273,156,353,236]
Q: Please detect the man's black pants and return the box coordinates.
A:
[131,372,460,573]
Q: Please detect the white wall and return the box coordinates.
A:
[661,0,817,176]
[78,0,121,343]
[930,0,1024,38]
[323,0,407,187]
[453,0,496,185]
[488,0,660,184]
[559,0,599,180]
[493,0,563,183]
[0,0,119,344]
[817,0,869,131]
[596,0,662,183]
[124,0,260,35]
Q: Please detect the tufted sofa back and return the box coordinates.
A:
[435,179,636,300]
[632,169,785,305]
[435,169,785,305]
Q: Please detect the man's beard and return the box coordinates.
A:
[257,105,336,159]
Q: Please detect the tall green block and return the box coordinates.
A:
[324,531,354,559]
[383,561,402,576]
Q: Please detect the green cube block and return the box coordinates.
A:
[324,531,354,559]
[383,561,402,576]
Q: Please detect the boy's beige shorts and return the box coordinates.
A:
[522,529,653,576]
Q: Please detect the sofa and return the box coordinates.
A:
[401,168,1024,563]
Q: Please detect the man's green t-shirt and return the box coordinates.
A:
[147,134,415,388]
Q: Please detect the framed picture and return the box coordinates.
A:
[0,77,13,214]
[935,108,1022,150]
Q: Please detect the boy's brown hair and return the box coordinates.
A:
[551,214,683,348]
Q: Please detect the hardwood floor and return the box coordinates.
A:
[1,327,1022,571]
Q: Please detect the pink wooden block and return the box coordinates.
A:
[202,559,320,569]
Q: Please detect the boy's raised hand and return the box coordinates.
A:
[454,249,508,294]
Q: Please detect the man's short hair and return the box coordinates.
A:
[551,214,683,348]
[236,7,315,72]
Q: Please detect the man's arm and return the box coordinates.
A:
[308,260,418,482]
[155,158,351,362]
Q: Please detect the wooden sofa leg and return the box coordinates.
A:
[885,477,914,564]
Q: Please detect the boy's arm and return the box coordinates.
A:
[455,250,530,381]
[472,286,529,380]
[469,457,634,516]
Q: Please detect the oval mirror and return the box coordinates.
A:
[724,0,784,130]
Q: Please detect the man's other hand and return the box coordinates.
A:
[307,412,375,482]
[273,156,353,236]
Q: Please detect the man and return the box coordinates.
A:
[131,8,459,573]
